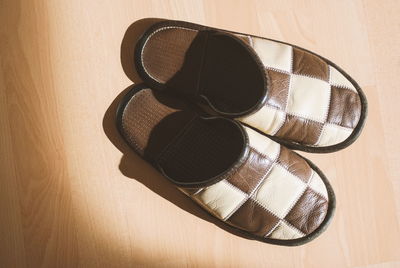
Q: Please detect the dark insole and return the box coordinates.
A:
[144,112,247,186]
[165,30,266,116]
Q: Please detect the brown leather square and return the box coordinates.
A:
[277,147,312,183]
[265,69,290,110]
[227,199,280,236]
[292,48,329,81]
[276,114,324,145]
[326,86,361,128]
[284,188,328,235]
[227,148,273,194]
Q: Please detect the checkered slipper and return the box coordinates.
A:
[134,19,367,153]
[116,84,335,246]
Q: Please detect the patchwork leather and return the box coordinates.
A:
[135,20,367,152]
[179,127,333,242]
[239,37,364,148]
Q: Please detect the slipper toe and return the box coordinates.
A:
[239,36,366,152]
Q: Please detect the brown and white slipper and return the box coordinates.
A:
[116,84,335,246]
[134,19,367,153]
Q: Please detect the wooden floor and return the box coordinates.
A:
[1,0,399,267]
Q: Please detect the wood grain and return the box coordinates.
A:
[0,0,399,267]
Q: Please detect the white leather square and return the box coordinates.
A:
[254,164,306,218]
[194,180,247,220]
[244,126,281,161]
[286,74,331,122]
[316,123,352,146]
[308,171,328,199]
[329,66,357,92]
[268,221,303,240]
[252,38,293,72]
[240,105,285,135]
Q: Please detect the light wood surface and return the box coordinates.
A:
[1,0,399,267]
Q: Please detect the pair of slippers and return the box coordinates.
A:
[116,19,367,246]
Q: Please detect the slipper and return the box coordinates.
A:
[116,85,248,187]
[134,19,367,153]
[116,84,335,246]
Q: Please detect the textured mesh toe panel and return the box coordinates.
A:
[141,27,198,83]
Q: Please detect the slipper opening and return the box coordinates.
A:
[119,87,248,187]
[139,27,267,116]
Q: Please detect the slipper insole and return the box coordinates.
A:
[141,30,266,116]
[119,88,247,186]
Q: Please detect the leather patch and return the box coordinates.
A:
[284,188,328,234]
[326,86,361,128]
[227,199,280,236]
[292,48,329,81]
[277,147,312,183]
[227,148,273,194]
[265,69,290,110]
[276,114,324,145]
